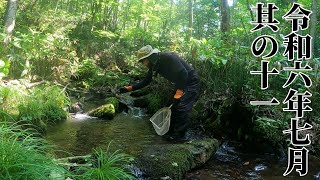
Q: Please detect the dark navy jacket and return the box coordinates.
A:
[132,52,195,91]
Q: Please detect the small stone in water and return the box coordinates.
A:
[243,161,250,166]
[254,165,267,171]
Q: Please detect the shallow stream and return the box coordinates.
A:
[46,111,167,158]
[46,112,320,179]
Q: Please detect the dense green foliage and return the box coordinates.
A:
[0,84,69,132]
[18,86,69,130]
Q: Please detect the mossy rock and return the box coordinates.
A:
[88,104,115,120]
[135,138,219,179]
[134,94,163,114]
[104,97,119,112]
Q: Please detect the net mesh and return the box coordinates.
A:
[149,105,172,136]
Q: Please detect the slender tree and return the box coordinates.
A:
[220,0,230,33]
[121,0,130,31]
[310,0,318,58]
[4,0,18,46]
[246,0,254,21]
[188,0,194,41]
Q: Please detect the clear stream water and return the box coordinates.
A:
[45,112,320,180]
[46,111,167,158]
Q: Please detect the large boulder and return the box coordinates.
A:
[88,104,115,120]
[135,138,219,179]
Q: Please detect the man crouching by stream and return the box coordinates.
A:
[119,45,200,141]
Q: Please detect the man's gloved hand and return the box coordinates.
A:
[173,89,184,105]
[174,89,184,99]
[119,86,133,94]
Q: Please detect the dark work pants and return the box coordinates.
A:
[169,71,200,135]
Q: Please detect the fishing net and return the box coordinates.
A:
[150,105,173,136]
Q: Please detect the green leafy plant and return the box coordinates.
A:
[253,117,288,146]
[80,143,135,180]
[76,58,101,80]
[16,85,69,132]
[0,86,24,117]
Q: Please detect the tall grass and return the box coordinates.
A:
[0,85,70,132]
[196,58,252,95]
[0,86,24,120]
[0,122,70,179]
[80,143,136,180]
[18,85,70,124]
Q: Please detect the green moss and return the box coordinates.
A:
[137,144,193,179]
[190,138,219,149]
[146,94,162,114]
[89,104,115,120]
[252,117,287,146]
[105,97,119,112]
[93,71,131,87]
[136,138,219,179]
[77,58,100,80]
[133,93,162,114]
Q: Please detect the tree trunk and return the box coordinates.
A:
[169,0,173,29]
[143,20,148,31]
[112,0,119,31]
[220,0,230,33]
[246,0,254,21]
[122,0,130,31]
[103,5,107,30]
[4,0,18,46]
[90,1,97,31]
[136,17,141,28]
[161,0,173,38]
[188,0,193,41]
[310,0,317,59]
